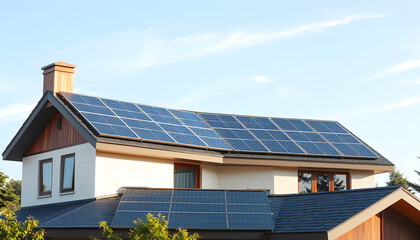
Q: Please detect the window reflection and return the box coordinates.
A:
[316,174,329,192]
[42,162,52,192]
[298,173,312,193]
[334,174,347,191]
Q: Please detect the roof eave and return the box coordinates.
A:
[2,91,96,161]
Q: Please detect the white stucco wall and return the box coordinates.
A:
[274,168,298,194]
[351,170,375,189]
[95,153,174,197]
[201,165,219,189]
[217,166,275,193]
[21,143,96,207]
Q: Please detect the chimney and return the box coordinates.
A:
[42,62,76,96]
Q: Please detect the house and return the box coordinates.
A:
[3,62,420,239]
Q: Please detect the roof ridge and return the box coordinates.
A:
[269,186,400,198]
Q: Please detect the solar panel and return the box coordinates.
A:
[112,211,169,227]
[168,213,227,229]
[227,191,269,204]
[112,189,273,230]
[228,213,274,229]
[61,92,378,159]
[199,113,268,152]
[61,92,231,151]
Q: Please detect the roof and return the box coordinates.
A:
[269,186,400,233]
[15,189,273,230]
[14,186,420,236]
[15,196,120,228]
[2,91,394,169]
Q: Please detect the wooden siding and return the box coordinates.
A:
[383,207,420,240]
[25,111,87,156]
[336,214,381,240]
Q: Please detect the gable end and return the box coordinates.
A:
[25,111,87,156]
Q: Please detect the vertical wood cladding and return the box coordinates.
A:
[336,214,381,240]
[25,111,87,156]
[383,207,420,240]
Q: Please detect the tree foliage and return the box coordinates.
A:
[386,170,410,190]
[0,171,21,211]
[408,170,420,193]
[92,213,199,240]
[0,209,45,240]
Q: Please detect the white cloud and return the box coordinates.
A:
[388,59,420,73]
[355,58,420,84]
[251,75,272,84]
[0,103,35,121]
[65,14,385,79]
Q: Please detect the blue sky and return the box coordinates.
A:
[0,1,419,186]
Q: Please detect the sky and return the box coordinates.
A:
[0,1,419,187]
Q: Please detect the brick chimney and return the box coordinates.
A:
[42,62,76,96]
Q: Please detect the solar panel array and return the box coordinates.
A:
[61,92,230,150]
[111,189,274,230]
[61,92,378,158]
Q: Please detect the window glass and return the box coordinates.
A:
[40,160,52,195]
[61,155,75,192]
[174,165,197,188]
[316,174,329,192]
[298,173,312,193]
[334,174,347,191]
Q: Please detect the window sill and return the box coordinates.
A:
[59,191,75,196]
[38,194,51,199]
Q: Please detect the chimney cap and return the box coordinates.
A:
[41,61,76,71]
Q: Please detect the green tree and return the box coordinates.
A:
[408,170,420,193]
[92,213,199,240]
[0,171,20,211]
[0,209,45,240]
[386,170,410,189]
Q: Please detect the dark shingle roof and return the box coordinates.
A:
[15,196,120,228]
[13,186,401,233]
[268,186,399,233]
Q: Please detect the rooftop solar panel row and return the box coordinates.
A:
[112,189,274,230]
[61,92,378,159]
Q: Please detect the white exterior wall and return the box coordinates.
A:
[351,170,375,189]
[21,143,96,207]
[274,168,298,194]
[217,166,275,193]
[201,165,219,189]
[95,153,174,197]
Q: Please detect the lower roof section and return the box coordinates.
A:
[14,186,419,239]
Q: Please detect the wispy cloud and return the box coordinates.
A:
[171,74,279,108]
[331,96,420,120]
[355,58,420,84]
[0,103,35,121]
[397,78,420,85]
[377,97,420,112]
[66,14,385,79]
[251,75,272,84]
[196,14,385,56]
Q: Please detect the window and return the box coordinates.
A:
[60,154,75,193]
[57,117,62,130]
[298,170,349,193]
[174,163,200,188]
[39,159,53,196]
